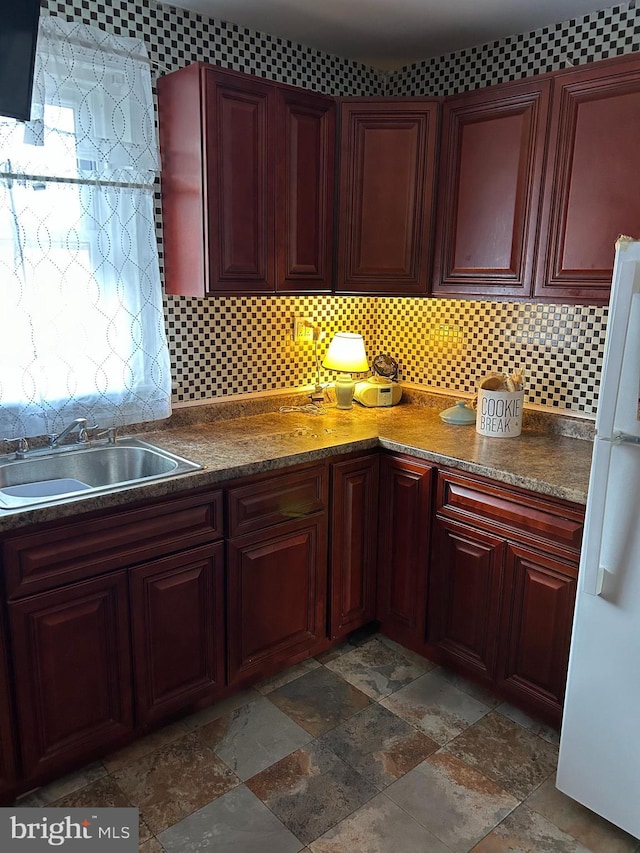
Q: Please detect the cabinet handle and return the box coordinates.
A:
[282,507,316,518]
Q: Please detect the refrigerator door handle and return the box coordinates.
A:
[608,432,640,446]
[582,440,613,597]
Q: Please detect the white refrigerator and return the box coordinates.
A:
[557,236,640,839]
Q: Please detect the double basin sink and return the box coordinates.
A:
[0,438,203,510]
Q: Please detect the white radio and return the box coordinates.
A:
[354,376,402,407]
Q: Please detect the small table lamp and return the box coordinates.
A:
[322,332,369,409]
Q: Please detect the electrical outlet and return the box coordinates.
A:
[292,317,316,342]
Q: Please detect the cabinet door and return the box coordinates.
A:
[376,455,433,649]
[276,88,335,293]
[157,62,207,297]
[205,68,275,293]
[10,573,132,783]
[330,455,379,639]
[336,100,439,294]
[498,544,577,724]
[433,79,551,297]
[0,612,16,797]
[130,544,225,726]
[227,516,327,684]
[429,517,504,681]
[535,54,640,302]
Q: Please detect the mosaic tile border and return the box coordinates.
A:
[388,1,638,96]
[40,0,385,95]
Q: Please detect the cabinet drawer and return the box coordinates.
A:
[228,465,327,537]
[436,471,583,553]
[3,491,223,598]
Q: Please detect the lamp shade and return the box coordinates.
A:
[322,333,369,373]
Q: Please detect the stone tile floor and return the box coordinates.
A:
[16,631,640,852]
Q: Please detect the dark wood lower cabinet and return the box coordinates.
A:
[0,453,584,800]
[376,455,433,651]
[227,515,327,684]
[498,543,577,721]
[428,469,582,726]
[130,543,225,726]
[9,572,133,783]
[0,612,16,796]
[429,517,504,681]
[329,455,378,639]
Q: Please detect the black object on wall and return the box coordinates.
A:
[0,0,41,122]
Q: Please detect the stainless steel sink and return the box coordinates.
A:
[0,438,203,509]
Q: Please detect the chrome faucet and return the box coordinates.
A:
[3,437,30,458]
[48,418,91,447]
[96,427,118,445]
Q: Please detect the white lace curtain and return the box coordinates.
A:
[0,16,171,440]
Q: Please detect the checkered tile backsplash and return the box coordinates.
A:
[165,295,377,401]
[40,0,385,93]
[42,0,637,418]
[388,1,639,96]
[375,299,607,412]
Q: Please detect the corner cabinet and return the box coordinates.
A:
[535,53,640,302]
[432,78,551,298]
[428,470,583,725]
[158,63,335,296]
[431,53,640,302]
[376,454,434,651]
[336,99,440,294]
[329,454,379,639]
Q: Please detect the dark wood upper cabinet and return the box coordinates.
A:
[432,78,551,298]
[158,65,274,295]
[276,88,335,293]
[158,53,640,303]
[535,53,640,302]
[205,70,275,293]
[336,99,439,294]
[158,63,334,296]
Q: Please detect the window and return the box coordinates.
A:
[0,16,171,439]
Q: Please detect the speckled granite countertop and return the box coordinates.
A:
[0,399,593,533]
